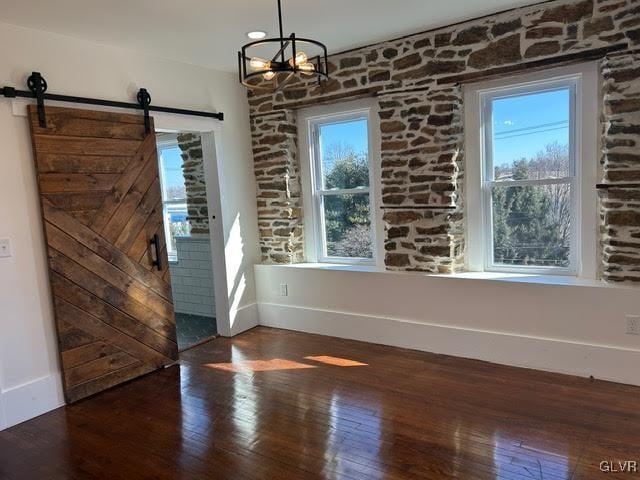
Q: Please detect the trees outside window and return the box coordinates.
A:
[479,79,579,274]
[303,109,377,264]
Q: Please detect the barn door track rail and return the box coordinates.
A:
[1,72,224,133]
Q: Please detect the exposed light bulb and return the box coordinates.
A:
[262,71,276,81]
[250,57,270,70]
[289,51,308,67]
[299,63,316,75]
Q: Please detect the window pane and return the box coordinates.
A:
[491,88,571,181]
[160,146,187,201]
[322,193,372,258]
[318,118,369,189]
[164,203,190,260]
[491,183,571,268]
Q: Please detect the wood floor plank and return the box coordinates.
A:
[2,327,640,479]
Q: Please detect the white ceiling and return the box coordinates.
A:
[0,0,535,71]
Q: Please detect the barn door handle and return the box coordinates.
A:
[150,234,162,271]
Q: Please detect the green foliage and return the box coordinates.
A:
[322,143,372,258]
[492,143,571,267]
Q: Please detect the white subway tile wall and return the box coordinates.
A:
[169,236,216,317]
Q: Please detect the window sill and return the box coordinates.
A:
[431,271,611,288]
[258,263,624,289]
[281,262,382,273]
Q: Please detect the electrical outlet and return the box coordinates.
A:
[627,315,640,336]
[279,284,288,297]
[0,239,11,258]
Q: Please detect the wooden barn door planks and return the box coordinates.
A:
[28,105,179,403]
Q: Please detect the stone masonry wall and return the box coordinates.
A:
[378,87,465,272]
[177,133,209,235]
[251,111,304,263]
[600,51,640,283]
[248,0,640,280]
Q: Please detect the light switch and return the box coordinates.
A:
[0,238,12,258]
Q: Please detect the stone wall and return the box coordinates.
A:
[377,87,465,272]
[177,133,209,235]
[248,0,640,280]
[251,111,304,264]
[600,51,640,283]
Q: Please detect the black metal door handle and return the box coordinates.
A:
[150,234,162,271]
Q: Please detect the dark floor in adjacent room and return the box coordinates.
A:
[1,327,638,480]
[175,312,217,350]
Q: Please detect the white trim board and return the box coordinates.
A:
[0,374,64,430]
[229,303,259,336]
[258,303,640,387]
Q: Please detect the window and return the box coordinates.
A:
[157,138,189,261]
[299,101,380,264]
[465,64,598,277]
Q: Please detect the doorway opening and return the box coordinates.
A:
[156,132,218,350]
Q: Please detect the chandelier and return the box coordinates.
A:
[238,0,329,92]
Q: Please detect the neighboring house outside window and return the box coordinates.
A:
[157,137,189,262]
[298,100,383,265]
[464,63,598,277]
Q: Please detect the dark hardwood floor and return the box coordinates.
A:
[1,327,639,479]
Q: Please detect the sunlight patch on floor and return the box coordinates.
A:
[205,358,317,373]
[205,354,368,372]
[305,356,368,367]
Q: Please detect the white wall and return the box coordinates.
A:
[0,21,259,430]
[255,265,640,386]
[169,237,216,318]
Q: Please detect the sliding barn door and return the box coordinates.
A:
[28,105,178,403]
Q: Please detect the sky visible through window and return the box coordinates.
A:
[492,88,570,168]
[160,146,186,199]
[317,90,569,171]
[319,118,368,175]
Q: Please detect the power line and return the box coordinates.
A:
[495,125,569,141]
[494,120,568,136]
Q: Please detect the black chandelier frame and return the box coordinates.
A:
[238,0,329,92]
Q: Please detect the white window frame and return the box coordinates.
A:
[157,136,188,262]
[464,63,598,278]
[298,99,384,266]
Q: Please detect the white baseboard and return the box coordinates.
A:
[0,373,65,430]
[229,303,259,336]
[258,303,640,386]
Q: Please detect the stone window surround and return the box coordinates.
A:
[248,0,640,284]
